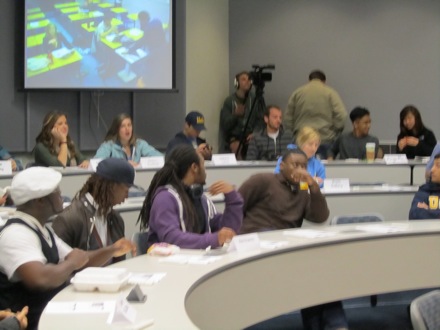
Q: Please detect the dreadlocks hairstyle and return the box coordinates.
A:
[35,111,77,159]
[137,144,201,230]
[77,174,119,217]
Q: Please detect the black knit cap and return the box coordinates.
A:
[96,158,135,186]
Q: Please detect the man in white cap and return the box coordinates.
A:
[0,167,134,330]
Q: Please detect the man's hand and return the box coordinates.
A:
[417,202,429,210]
[217,227,236,246]
[113,238,137,257]
[197,143,212,160]
[208,180,234,195]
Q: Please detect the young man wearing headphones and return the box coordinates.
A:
[138,144,243,249]
[219,71,264,158]
[238,149,348,330]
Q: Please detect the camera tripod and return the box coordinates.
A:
[235,84,267,159]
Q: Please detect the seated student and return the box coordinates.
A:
[42,23,72,54]
[166,111,212,160]
[92,13,118,51]
[246,105,293,161]
[274,126,325,186]
[138,144,243,249]
[328,106,384,160]
[0,167,134,329]
[425,143,440,181]
[94,113,162,168]
[34,111,89,168]
[238,149,347,330]
[52,158,137,264]
[396,105,436,159]
[0,145,22,171]
[0,306,28,330]
[409,153,440,220]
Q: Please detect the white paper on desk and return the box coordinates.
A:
[29,21,39,28]
[129,28,142,37]
[128,272,166,285]
[211,153,237,166]
[52,47,71,58]
[45,301,115,314]
[0,161,12,175]
[227,233,260,253]
[158,254,222,265]
[323,178,350,193]
[384,154,408,164]
[140,156,164,169]
[136,48,148,58]
[373,184,407,192]
[106,33,117,42]
[107,296,137,325]
[89,158,103,171]
[283,229,338,238]
[355,223,408,233]
[260,240,289,249]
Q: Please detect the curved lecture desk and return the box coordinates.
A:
[0,159,429,199]
[39,221,440,329]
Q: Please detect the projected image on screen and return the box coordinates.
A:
[25,0,173,90]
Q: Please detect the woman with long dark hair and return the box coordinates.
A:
[396,105,436,159]
[34,111,89,168]
[94,113,162,168]
[137,145,243,250]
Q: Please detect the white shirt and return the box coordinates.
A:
[0,211,72,282]
[85,193,108,247]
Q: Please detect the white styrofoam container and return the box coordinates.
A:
[71,267,130,292]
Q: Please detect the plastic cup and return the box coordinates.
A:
[366,143,375,162]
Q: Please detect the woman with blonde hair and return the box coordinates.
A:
[274,126,325,185]
[34,111,89,168]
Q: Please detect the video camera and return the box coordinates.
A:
[250,64,275,89]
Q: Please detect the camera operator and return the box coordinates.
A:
[219,71,264,159]
[246,105,293,161]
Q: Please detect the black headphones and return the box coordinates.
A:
[185,184,204,199]
[234,72,251,90]
[234,74,240,89]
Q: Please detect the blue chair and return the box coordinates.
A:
[410,290,440,330]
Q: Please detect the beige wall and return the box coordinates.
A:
[185,0,229,152]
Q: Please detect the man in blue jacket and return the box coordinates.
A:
[409,152,440,219]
